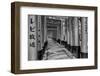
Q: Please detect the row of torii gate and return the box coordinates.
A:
[59,16,88,58]
[28,15,88,60]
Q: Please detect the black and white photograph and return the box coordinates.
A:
[11,2,97,73]
[28,15,88,60]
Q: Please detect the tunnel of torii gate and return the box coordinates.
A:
[28,15,88,60]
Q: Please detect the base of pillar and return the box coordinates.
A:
[64,43,81,58]
[80,52,88,58]
[71,46,80,58]
[66,44,71,51]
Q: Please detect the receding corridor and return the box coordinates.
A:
[42,37,75,60]
[28,15,88,60]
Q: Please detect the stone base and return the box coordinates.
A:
[71,46,81,58]
[80,52,88,58]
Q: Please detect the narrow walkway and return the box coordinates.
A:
[42,38,75,60]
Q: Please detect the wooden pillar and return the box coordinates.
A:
[62,19,66,41]
[44,16,47,42]
[81,17,88,58]
[74,17,79,46]
[67,18,70,44]
[28,15,37,60]
[41,16,45,48]
[73,17,80,58]
[66,17,70,50]
[65,17,68,42]
[64,17,69,49]
[37,15,41,50]
[69,17,73,52]
[61,18,63,41]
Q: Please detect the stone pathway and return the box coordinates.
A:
[42,38,75,60]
